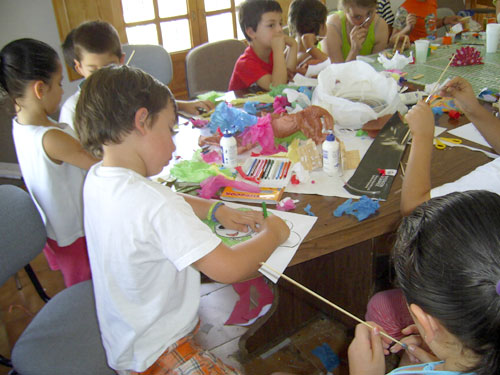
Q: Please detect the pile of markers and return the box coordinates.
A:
[243,157,293,188]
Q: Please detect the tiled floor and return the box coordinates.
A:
[0,254,351,374]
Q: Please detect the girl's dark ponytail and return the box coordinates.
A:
[0,38,59,102]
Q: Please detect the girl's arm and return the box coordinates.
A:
[42,129,99,170]
[322,14,346,63]
[400,102,434,216]
[372,16,389,54]
[440,77,500,154]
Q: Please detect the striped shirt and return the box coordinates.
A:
[377,0,394,26]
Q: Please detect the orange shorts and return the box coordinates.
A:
[131,326,241,375]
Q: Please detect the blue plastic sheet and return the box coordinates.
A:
[333,195,380,221]
[209,102,258,134]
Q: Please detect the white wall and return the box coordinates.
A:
[0,0,81,103]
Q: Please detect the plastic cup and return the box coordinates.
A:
[414,40,430,64]
[486,23,500,53]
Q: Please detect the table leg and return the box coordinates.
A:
[239,239,376,357]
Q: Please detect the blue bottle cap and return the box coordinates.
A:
[326,133,335,142]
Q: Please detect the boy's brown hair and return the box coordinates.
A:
[74,65,176,158]
[239,0,282,42]
[72,20,122,62]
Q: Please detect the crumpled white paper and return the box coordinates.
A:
[377,51,413,70]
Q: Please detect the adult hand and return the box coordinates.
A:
[348,323,386,375]
[406,13,417,29]
[215,205,264,232]
[350,25,368,52]
[444,15,461,26]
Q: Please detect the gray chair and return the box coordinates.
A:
[185,39,246,98]
[122,44,173,85]
[0,185,115,375]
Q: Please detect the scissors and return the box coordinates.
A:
[434,137,462,150]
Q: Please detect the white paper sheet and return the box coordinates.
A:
[305,58,331,77]
[223,202,317,283]
[447,122,490,148]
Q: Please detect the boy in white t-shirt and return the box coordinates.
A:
[74,65,290,374]
[60,20,214,130]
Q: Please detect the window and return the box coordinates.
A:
[52,0,293,97]
[121,0,246,52]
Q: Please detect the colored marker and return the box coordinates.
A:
[283,161,292,178]
[272,161,281,179]
[276,162,284,179]
[261,160,269,179]
[253,159,264,178]
[258,159,269,179]
[262,201,268,218]
[279,162,287,179]
[264,160,274,179]
[247,158,258,176]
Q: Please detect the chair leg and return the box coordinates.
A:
[0,354,12,367]
[23,265,50,302]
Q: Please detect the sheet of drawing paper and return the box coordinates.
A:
[285,128,372,197]
[220,202,317,283]
[447,122,490,148]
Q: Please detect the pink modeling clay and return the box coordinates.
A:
[198,175,260,199]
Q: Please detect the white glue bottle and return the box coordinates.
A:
[220,132,237,169]
[322,133,340,176]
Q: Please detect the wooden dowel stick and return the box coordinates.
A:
[425,53,456,103]
[260,262,408,349]
[125,50,136,66]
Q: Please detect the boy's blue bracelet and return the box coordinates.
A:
[208,202,225,223]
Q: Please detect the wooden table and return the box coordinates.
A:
[236,112,494,357]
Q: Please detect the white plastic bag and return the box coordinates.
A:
[312,61,404,129]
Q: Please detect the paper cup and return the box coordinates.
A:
[414,40,430,63]
[486,23,500,53]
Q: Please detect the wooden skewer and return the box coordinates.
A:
[425,53,456,103]
[125,49,136,66]
[260,262,408,349]
[400,161,406,177]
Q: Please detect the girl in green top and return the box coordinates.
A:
[321,0,388,63]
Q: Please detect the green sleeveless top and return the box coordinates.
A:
[338,10,376,59]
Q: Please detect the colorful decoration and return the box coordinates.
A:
[450,46,483,66]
